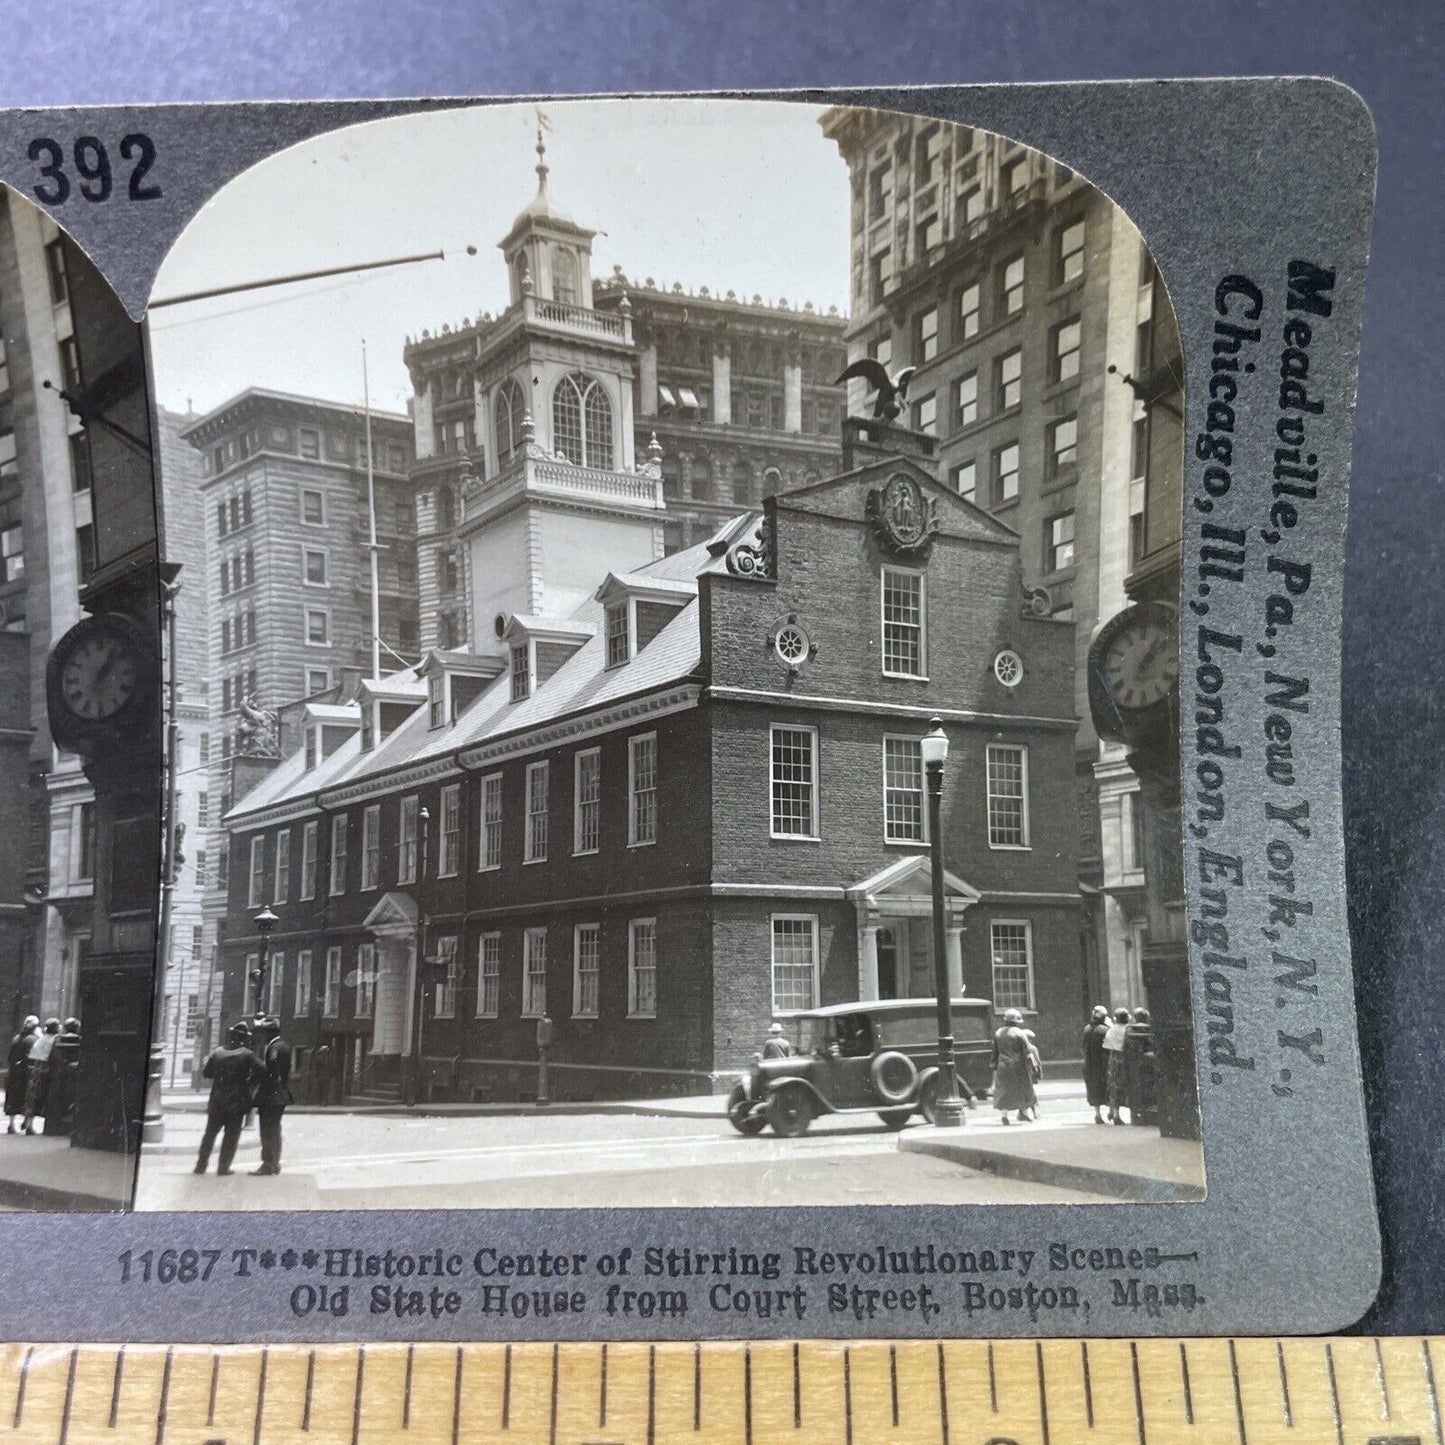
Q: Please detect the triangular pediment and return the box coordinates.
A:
[362,891,418,932]
[846,856,982,904]
[779,455,1020,548]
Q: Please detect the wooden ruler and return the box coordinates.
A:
[0,1337,1437,1444]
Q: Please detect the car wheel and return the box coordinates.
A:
[878,1106,913,1130]
[726,1083,766,1136]
[768,1083,815,1137]
[917,1074,940,1125]
[870,1049,918,1105]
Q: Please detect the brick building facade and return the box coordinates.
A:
[217,451,1081,1102]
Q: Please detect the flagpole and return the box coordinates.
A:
[362,341,381,681]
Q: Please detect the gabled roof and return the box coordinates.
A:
[594,570,698,605]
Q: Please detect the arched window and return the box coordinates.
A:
[690,455,713,503]
[495,379,525,468]
[762,466,784,498]
[552,373,614,469]
[553,249,578,306]
[732,458,756,506]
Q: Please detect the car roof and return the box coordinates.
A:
[795,997,993,1020]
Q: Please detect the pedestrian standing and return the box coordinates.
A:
[252,1019,292,1177]
[990,1008,1040,1125]
[5,1017,37,1135]
[22,1019,60,1134]
[1103,1007,1131,1124]
[1083,1004,1110,1124]
[761,1022,794,1060]
[194,1022,264,1176]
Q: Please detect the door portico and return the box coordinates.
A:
[361,891,418,1059]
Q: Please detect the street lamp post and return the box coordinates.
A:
[250,906,278,1015]
[921,718,967,1128]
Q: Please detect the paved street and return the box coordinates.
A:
[134,1084,1119,1210]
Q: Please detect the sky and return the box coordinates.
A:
[146,98,852,418]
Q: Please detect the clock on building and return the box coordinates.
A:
[1086,600,1180,752]
[45,611,160,761]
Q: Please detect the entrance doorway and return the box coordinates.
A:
[876,920,933,999]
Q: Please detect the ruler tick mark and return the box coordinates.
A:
[351,1346,365,1445]
[451,1347,463,1445]
[550,1342,559,1445]
[744,1345,753,1445]
[403,1343,414,1429]
[502,1343,512,1430]
[647,1343,656,1445]
[793,1342,801,1429]
[1229,1339,1248,1445]
[937,1342,950,1445]
[1179,1342,1194,1425]
[1326,1342,1343,1445]
[207,1352,219,1428]
[109,1345,125,1429]
[987,1341,997,1413]
[1276,1341,1292,1427]
[1081,1341,1094,1429]
[155,1346,172,1445]
[1130,1341,1146,1445]
[253,1347,269,1445]
[303,1349,315,1431]
[1037,1341,1051,1445]
[843,1348,853,1445]
[889,1343,899,1428]
[599,1342,608,1428]
[59,1346,78,1445]
[1374,1336,1390,1420]
[693,1342,701,1432]
[1426,1339,1444,1445]
[13,1343,31,1428]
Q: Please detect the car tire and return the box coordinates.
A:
[768,1083,815,1137]
[878,1106,913,1130]
[870,1050,919,1105]
[917,1073,940,1125]
[726,1083,766,1136]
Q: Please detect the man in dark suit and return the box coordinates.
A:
[252,1016,292,1176]
[194,1021,264,1176]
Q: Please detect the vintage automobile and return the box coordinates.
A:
[726,997,997,1137]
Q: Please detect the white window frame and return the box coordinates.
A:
[627,733,657,847]
[989,918,1036,1011]
[882,735,928,845]
[323,946,341,1019]
[478,773,503,870]
[303,546,328,587]
[299,820,318,900]
[360,804,381,890]
[356,942,376,1019]
[952,459,977,501]
[524,761,549,863]
[329,814,348,895]
[434,934,459,1019]
[510,641,532,702]
[770,914,820,1015]
[956,370,978,427]
[438,784,461,877]
[247,836,265,908]
[522,927,547,1018]
[573,748,601,856]
[628,917,658,1019]
[476,933,501,1018]
[769,724,819,841]
[573,923,600,1019]
[267,953,285,1017]
[305,606,331,647]
[881,566,927,679]
[300,488,325,526]
[1053,317,1082,382]
[996,346,1022,410]
[294,950,311,1018]
[958,282,980,340]
[604,600,631,669]
[1057,218,1086,284]
[986,743,1031,850]
[273,827,291,905]
[398,795,419,884]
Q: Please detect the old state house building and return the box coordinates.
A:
[217,426,1081,1103]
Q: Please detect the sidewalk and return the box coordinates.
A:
[0,1132,136,1211]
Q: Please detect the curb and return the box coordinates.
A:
[898,1134,1205,1203]
[0,1174,124,1211]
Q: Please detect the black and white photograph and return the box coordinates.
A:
[120,97,1202,1211]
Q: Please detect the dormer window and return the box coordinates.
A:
[510,643,531,702]
[304,728,318,770]
[428,673,447,729]
[605,602,631,669]
[360,707,376,752]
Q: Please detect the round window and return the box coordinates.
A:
[774,622,811,667]
[993,649,1024,688]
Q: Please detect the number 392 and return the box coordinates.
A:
[27,135,161,205]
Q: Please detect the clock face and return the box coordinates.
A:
[1103,612,1179,710]
[59,629,141,721]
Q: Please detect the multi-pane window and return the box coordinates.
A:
[1057,218,1086,284]
[329,815,347,895]
[605,602,630,668]
[914,393,936,437]
[628,733,657,845]
[495,379,525,468]
[771,916,818,1014]
[883,737,926,844]
[273,829,291,905]
[353,942,376,1019]
[1049,415,1078,477]
[300,821,318,900]
[574,750,601,855]
[993,441,1020,503]
[299,428,320,460]
[1000,254,1025,315]
[986,744,1030,848]
[956,371,978,427]
[306,609,329,645]
[198,792,209,828]
[574,924,600,1018]
[427,674,446,729]
[952,460,977,501]
[523,928,548,1017]
[476,934,501,1018]
[1052,317,1082,382]
[361,805,381,889]
[398,796,418,883]
[958,282,980,341]
[1001,156,1029,197]
[770,726,818,839]
[45,238,68,304]
[881,567,925,677]
[323,947,341,1018]
[510,643,530,702]
[916,307,938,364]
[301,489,324,525]
[434,935,458,1019]
[479,774,503,870]
[1047,511,1076,572]
[995,348,1022,410]
[248,837,265,908]
[304,548,327,585]
[294,950,312,1018]
[959,184,984,228]
[191,926,203,960]
[439,785,461,877]
[552,372,613,469]
[628,918,658,1018]
[525,762,549,862]
[266,953,284,1017]
[990,920,1034,1011]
